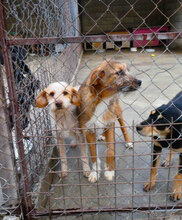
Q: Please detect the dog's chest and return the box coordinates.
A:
[55,110,77,138]
[86,96,116,131]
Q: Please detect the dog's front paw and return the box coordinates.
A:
[104,170,115,181]
[170,174,182,202]
[161,158,173,167]
[143,178,156,192]
[88,171,100,183]
[83,164,91,178]
[125,142,133,149]
[83,170,91,178]
[170,187,181,202]
[97,135,105,142]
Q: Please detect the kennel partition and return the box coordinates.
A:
[0,0,182,219]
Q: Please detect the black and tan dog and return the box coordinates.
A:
[136,91,182,201]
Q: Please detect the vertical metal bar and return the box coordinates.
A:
[58,129,66,213]
[113,123,116,220]
[131,121,134,220]
[165,120,173,217]
[77,131,84,219]
[94,124,100,210]
[64,0,71,36]
[0,59,19,206]
[0,0,33,218]
[148,122,154,219]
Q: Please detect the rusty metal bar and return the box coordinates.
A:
[64,0,71,36]
[0,0,33,218]
[131,121,135,220]
[4,32,182,46]
[27,178,176,188]
[43,121,182,132]
[39,191,182,199]
[49,165,180,173]
[32,205,182,217]
[113,123,116,220]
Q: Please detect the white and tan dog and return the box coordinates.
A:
[36,82,90,178]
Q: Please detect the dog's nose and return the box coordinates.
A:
[136,125,143,131]
[56,102,63,109]
[136,79,142,86]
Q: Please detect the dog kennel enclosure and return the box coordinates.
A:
[0,0,182,219]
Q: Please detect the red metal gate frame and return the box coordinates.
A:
[0,1,33,219]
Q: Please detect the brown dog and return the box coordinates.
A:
[78,60,142,183]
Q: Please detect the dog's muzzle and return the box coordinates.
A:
[121,79,142,92]
[136,125,143,132]
[136,124,145,136]
[130,79,142,90]
[135,79,142,87]
[56,102,63,109]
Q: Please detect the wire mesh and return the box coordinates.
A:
[0,0,182,219]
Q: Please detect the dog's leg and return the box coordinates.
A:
[70,139,77,148]
[86,131,101,183]
[79,133,91,178]
[118,116,133,148]
[103,123,115,181]
[57,133,68,178]
[161,149,175,167]
[170,153,182,201]
[143,145,162,192]
[115,101,133,148]
[71,131,90,177]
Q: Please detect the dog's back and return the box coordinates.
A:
[157,91,182,123]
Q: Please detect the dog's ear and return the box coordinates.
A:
[89,68,105,86]
[118,63,128,74]
[71,88,81,106]
[123,63,129,71]
[36,90,48,108]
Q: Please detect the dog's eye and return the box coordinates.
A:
[116,71,124,75]
[63,91,68,95]
[49,92,55,97]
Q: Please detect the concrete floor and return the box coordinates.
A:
[45,48,182,219]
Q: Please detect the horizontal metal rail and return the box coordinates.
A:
[6,32,182,46]
[32,205,182,217]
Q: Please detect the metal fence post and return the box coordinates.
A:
[0,62,19,207]
[0,0,33,218]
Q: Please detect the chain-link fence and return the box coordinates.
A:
[0,0,182,219]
